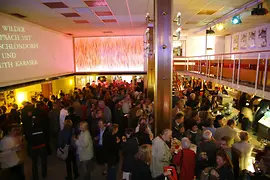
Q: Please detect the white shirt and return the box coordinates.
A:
[0,135,20,168]
[233,141,254,170]
[59,108,68,130]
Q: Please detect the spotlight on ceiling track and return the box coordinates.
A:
[216,23,224,31]
[176,12,181,26]
[251,3,269,15]
[232,16,242,24]
[206,27,215,34]
[145,13,153,24]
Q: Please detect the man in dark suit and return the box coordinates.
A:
[94,119,110,166]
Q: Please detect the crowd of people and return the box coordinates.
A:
[0,78,269,180]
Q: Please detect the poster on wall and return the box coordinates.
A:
[247,30,256,49]
[233,34,239,51]
[240,32,248,50]
[257,27,267,48]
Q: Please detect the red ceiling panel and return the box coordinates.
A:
[74,20,89,24]
[102,19,117,23]
[95,11,113,16]
[85,1,107,7]
[43,2,68,9]
[61,13,80,17]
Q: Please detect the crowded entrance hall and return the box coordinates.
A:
[0,0,270,180]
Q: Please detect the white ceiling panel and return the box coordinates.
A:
[52,8,75,13]
[131,15,145,23]
[0,0,268,37]
[62,0,88,8]
[128,0,149,15]
[74,7,94,15]
[99,16,115,20]
[90,6,110,12]
[106,0,129,16]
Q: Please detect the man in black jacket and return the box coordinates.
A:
[30,111,47,180]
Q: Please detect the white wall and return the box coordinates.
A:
[215,36,225,54]
[0,12,74,87]
[225,35,232,53]
[185,35,225,56]
[186,36,206,56]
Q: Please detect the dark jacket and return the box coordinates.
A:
[121,136,139,172]
[131,159,165,180]
[216,165,234,180]
[197,140,217,167]
[48,108,60,135]
[106,134,120,166]
[58,128,72,149]
[172,127,185,141]
[134,132,152,146]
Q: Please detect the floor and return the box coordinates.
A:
[1,150,123,180]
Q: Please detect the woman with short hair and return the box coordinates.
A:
[75,121,94,180]
[131,144,171,180]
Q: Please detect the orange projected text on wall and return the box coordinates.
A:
[75,36,144,72]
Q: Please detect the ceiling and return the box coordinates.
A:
[173,0,270,36]
[0,0,269,37]
[0,0,153,37]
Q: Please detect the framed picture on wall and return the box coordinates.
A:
[257,27,267,48]
[240,32,248,50]
[247,30,256,49]
[233,34,239,51]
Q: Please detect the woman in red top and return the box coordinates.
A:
[173,137,196,180]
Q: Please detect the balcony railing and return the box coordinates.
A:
[174,50,270,99]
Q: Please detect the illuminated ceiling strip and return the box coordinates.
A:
[125,0,133,27]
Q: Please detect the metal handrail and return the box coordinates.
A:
[173,51,270,100]
[174,50,270,59]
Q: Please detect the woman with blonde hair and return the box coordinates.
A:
[131,144,171,180]
[75,121,94,180]
[239,107,253,131]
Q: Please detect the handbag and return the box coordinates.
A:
[57,145,69,160]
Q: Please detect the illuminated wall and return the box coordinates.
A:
[15,84,42,106]
[52,76,75,95]
[75,36,144,72]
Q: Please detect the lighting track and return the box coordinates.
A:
[194,0,264,34]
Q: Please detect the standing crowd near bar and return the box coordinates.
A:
[0,77,269,180]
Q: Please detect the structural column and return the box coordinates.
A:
[147,27,155,101]
[154,0,173,135]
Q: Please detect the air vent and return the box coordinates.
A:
[66,33,73,36]
[85,0,107,7]
[197,10,217,15]
[61,13,80,17]
[74,20,89,24]
[103,31,113,34]
[102,19,117,23]
[43,2,68,9]
[10,13,26,18]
